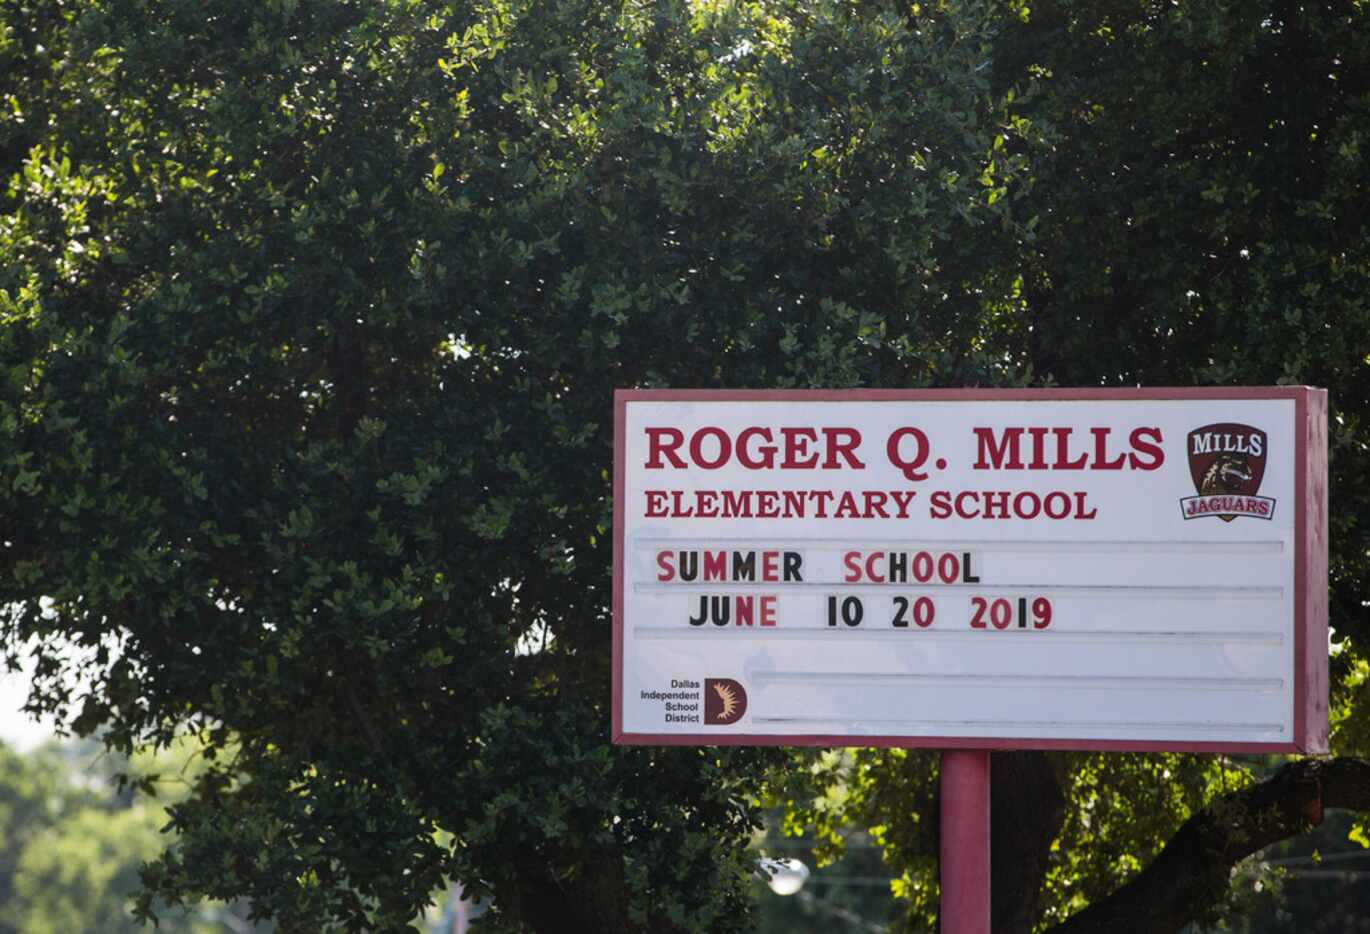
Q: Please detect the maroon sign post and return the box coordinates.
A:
[941,750,991,933]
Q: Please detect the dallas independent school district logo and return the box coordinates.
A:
[1181,423,1276,522]
[704,679,748,725]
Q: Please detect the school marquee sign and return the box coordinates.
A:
[612,388,1328,753]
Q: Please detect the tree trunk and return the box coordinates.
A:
[991,751,1066,933]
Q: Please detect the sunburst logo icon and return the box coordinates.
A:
[704,679,747,725]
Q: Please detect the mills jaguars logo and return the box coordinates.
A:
[1180,423,1276,521]
[704,679,748,725]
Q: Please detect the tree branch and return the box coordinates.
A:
[1045,757,1370,934]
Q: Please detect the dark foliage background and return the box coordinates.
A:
[2,1,1367,931]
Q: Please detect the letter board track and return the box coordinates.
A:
[612,388,1328,752]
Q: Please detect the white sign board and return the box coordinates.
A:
[612,389,1327,752]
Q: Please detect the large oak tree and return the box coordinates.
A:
[2,0,1368,931]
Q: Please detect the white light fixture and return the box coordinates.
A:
[759,857,810,896]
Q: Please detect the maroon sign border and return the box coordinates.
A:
[611,387,1328,754]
